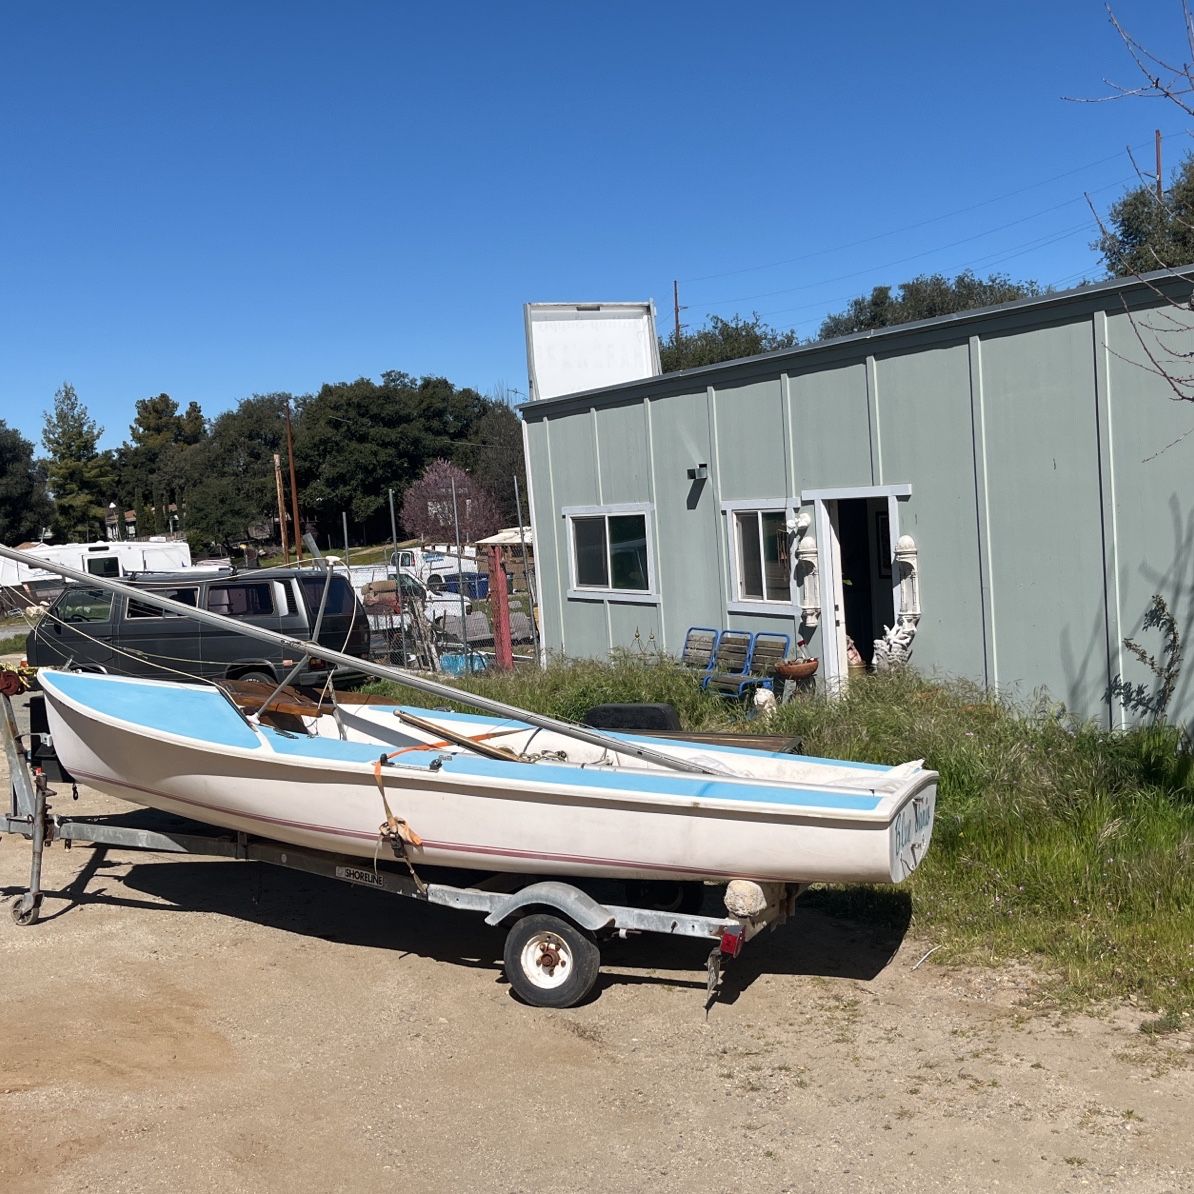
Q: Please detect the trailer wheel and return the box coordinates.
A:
[237,670,276,685]
[503,913,600,1008]
[9,894,41,927]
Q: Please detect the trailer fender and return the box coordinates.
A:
[483,882,615,932]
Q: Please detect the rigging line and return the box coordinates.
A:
[691,217,1096,314]
[679,132,1187,284]
[27,607,210,684]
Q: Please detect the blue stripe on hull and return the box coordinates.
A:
[42,672,889,813]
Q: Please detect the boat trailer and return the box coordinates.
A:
[1,693,801,1009]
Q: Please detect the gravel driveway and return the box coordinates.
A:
[1,690,1190,1193]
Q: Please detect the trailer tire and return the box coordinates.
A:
[236,669,276,685]
[503,913,600,1008]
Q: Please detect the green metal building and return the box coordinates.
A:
[520,271,1194,727]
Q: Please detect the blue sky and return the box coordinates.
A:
[0,1,1187,451]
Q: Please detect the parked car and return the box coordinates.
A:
[25,566,370,688]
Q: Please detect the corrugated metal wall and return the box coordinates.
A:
[523,283,1194,726]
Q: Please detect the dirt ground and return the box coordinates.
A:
[2,689,1192,1194]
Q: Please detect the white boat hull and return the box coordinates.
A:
[39,671,937,885]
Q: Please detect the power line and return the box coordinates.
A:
[712,225,1092,325]
[690,187,1117,314]
[678,130,1187,286]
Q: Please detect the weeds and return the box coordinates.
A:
[367,657,1194,1014]
[0,631,27,655]
[1110,594,1184,725]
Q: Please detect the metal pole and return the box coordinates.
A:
[0,543,718,775]
[513,476,540,651]
[388,487,399,567]
[342,510,350,567]
[450,478,467,657]
[389,486,407,665]
[285,400,302,561]
[273,454,290,565]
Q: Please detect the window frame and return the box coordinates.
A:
[125,586,201,620]
[721,499,797,614]
[52,586,114,624]
[562,503,658,604]
[205,581,277,619]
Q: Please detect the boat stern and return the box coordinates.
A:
[888,775,937,881]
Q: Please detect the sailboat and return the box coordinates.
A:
[37,668,935,885]
[5,542,936,888]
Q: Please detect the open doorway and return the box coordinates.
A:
[833,498,894,668]
[804,484,908,688]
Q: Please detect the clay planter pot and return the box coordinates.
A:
[774,658,819,681]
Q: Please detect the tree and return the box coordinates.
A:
[400,459,503,544]
[1080,4,1194,407]
[0,420,54,544]
[817,271,1041,341]
[449,390,526,527]
[41,383,113,541]
[115,393,208,535]
[1095,154,1194,278]
[183,395,287,553]
[295,373,499,544]
[659,314,799,373]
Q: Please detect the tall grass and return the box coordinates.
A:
[368,657,1194,1014]
[0,631,27,655]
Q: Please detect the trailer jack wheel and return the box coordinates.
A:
[10,893,41,927]
[503,913,600,1009]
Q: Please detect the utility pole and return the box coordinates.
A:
[273,454,290,564]
[341,510,350,567]
[388,487,399,569]
[1156,128,1164,201]
[284,400,301,561]
[673,279,681,343]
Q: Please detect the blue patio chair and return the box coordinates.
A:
[680,626,721,670]
[703,630,791,698]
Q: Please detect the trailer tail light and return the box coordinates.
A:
[719,930,743,958]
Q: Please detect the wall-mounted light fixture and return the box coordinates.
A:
[686,463,708,481]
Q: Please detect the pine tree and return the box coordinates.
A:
[41,383,113,541]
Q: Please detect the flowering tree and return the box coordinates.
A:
[400,458,503,543]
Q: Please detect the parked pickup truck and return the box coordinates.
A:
[389,547,477,589]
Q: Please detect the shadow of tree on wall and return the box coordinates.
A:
[1058,598,1111,727]
[1117,492,1194,723]
[1056,491,1194,727]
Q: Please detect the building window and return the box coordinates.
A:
[564,506,654,597]
[721,503,794,609]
